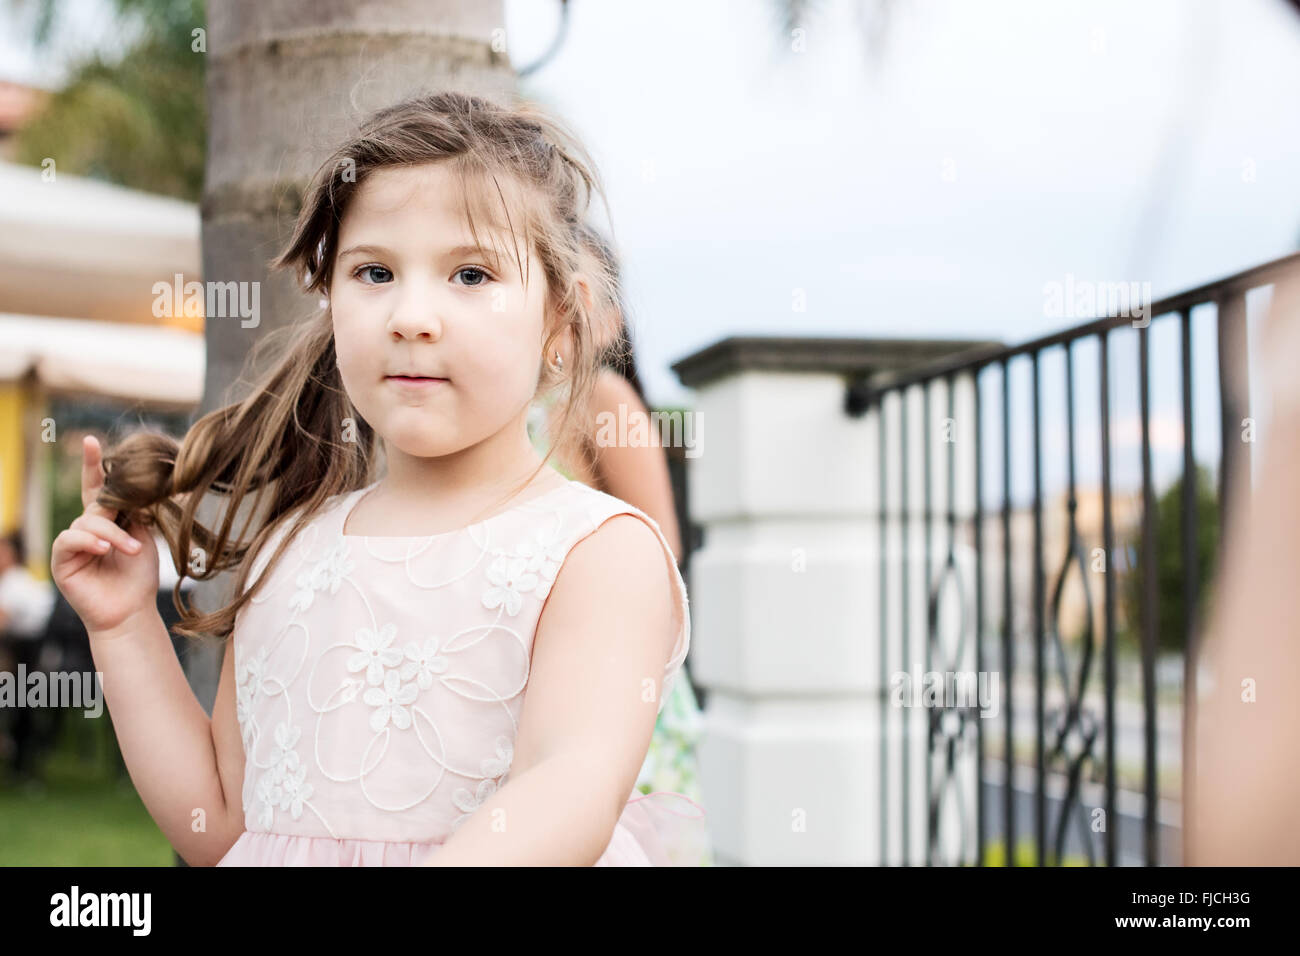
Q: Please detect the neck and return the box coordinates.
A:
[379,409,552,506]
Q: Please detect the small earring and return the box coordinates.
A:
[553,351,564,371]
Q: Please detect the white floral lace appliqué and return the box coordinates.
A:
[363,670,419,732]
[514,523,568,599]
[481,555,536,617]
[401,637,450,690]
[253,721,314,829]
[289,538,355,614]
[347,622,402,686]
[449,736,514,830]
[235,645,270,750]
[480,521,566,615]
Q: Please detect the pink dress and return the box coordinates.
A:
[215,477,709,866]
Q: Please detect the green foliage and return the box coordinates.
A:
[980,838,1089,867]
[1120,464,1219,654]
[12,0,207,200]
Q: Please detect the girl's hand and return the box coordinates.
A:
[50,435,160,636]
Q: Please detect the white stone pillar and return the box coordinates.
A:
[671,337,998,866]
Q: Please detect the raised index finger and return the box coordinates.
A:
[80,435,117,519]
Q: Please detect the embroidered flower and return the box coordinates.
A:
[362,669,419,732]
[289,539,355,613]
[451,736,514,818]
[254,769,283,830]
[514,526,567,599]
[347,622,402,686]
[235,646,268,748]
[481,555,537,616]
[278,764,313,820]
[269,722,302,778]
[236,645,269,691]
[246,722,309,829]
[236,680,255,737]
[451,778,501,817]
[288,580,312,615]
[480,735,513,778]
[400,637,450,691]
[317,539,356,590]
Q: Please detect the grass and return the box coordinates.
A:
[980,838,1090,867]
[0,709,174,866]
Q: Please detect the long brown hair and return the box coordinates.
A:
[549,222,650,484]
[96,90,626,645]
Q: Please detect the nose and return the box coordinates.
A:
[386,277,445,342]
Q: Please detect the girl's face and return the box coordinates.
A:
[329,162,550,461]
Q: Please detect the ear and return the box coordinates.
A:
[543,308,575,370]
[552,325,574,368]
[549,272,593,366]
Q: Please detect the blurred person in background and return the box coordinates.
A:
[0,529,57,787]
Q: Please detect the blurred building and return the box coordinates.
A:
[0,158,203,577]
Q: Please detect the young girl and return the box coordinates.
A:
[49,90,708,866]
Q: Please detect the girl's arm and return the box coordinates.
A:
[87,611,247,866]
[51,436,245,866]
[424,514,678,866]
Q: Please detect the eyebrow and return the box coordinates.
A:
[336,242,517,268]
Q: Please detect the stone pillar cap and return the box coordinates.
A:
[671,335,1003,390]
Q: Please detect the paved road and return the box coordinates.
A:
[976,772,1182,866]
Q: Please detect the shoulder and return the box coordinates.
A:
[549,485,684,627]
[591,367,645,414]
[563,485,671,560]
[568,511,668,583]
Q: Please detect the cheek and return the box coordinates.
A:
[467,325,544,394]
[330,317,375,399]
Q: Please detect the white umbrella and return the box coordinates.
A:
[0,159,201,327]
[0,312,202,407]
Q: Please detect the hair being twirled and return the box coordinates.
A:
[96,90,627,644]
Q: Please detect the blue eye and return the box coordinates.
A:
[353,264,392,284]
[456,267,493,287]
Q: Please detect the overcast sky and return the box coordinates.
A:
[505,0,1300,500]
[504,0,1300,402]
[5,0,1299,492]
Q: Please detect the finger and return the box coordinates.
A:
[72,513,144,554]
[53,528,115,563]
[81,435,114,517]
[72,513,145,553]
[82,436,126,525]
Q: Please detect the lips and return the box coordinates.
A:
[386,374,450,393]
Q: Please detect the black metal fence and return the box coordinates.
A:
[848,252,1300,866]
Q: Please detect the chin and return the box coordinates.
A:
[383,426,466,459]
